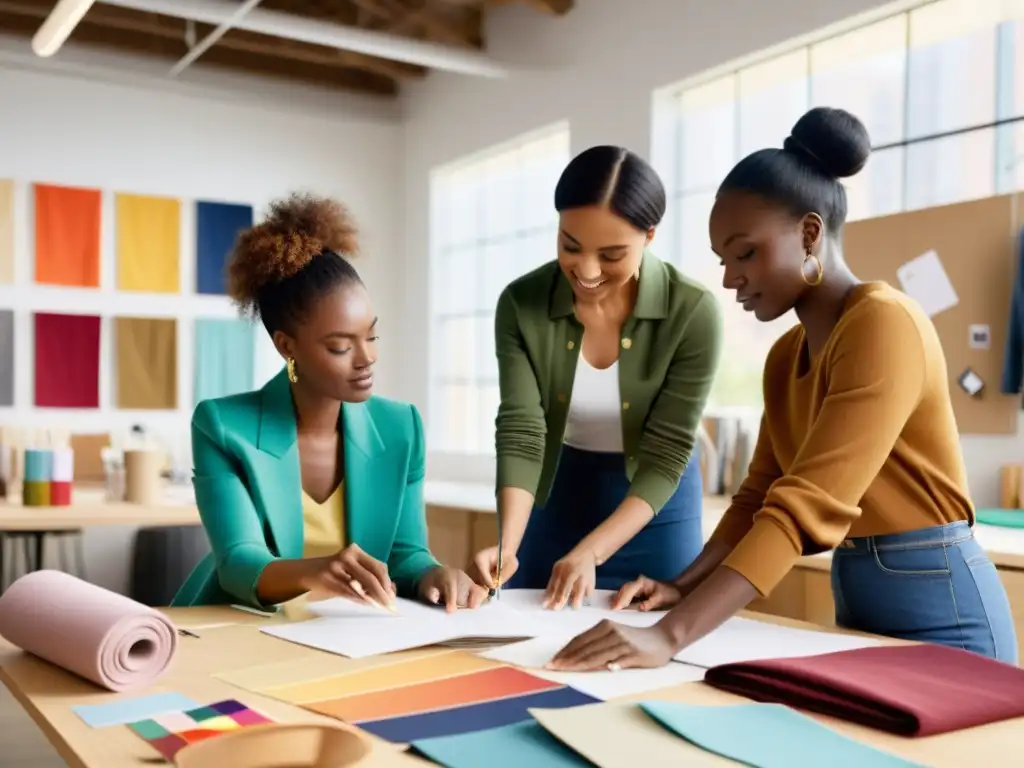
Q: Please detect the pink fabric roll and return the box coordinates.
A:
[0,570,178,692]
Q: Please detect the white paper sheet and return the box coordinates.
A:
[480,634,706,700]
[896,249,959,317]
[673,617,881,668]
[494,588,666,628]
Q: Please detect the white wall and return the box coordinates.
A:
[401,0,1024,507]
[0,38,405,591]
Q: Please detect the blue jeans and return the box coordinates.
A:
[831,521,1017,664]
[508,446,703,591]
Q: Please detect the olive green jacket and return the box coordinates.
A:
[494,252,723,513]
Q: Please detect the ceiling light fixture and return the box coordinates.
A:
[31,0,97,58]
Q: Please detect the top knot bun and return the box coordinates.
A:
[227,193,358,314]
[783,107,872,179]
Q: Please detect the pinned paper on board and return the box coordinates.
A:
[895,250,959,318]
[968,324,991,350]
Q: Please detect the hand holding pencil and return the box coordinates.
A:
[468,545,519,595]
[300,543,398,613]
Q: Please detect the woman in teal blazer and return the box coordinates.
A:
[173,194,486,612]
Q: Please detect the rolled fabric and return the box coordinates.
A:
[23,449,52,483]
[51,448,74,483]
[49,480,72,506]
[0,570,178,692]
[22,480,50,506]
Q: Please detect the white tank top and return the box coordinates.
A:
[563,346,624,453]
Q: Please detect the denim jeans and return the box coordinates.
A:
[831,521,1018,664]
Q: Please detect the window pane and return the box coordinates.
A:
[905,129,996,209]
[518,134,564,229]
[482,154,519,240]
[474,315,497,381]
[844,146,905,221]
[436,246,480,315]
[1005,19,1024,119]
[810,16,907,145]
[447,167,483,247]
[677,192,716,285]
[677,75,737,193]
[434,384,479,453]
[907,0,999,138]
[738,50,809,157]
[476,384,501,456]
[436,316,477,381]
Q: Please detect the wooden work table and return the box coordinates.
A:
[0,486,199,531]
[0,605,1019,767]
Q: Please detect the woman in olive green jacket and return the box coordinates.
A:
[470,146,724,610]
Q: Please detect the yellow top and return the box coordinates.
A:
[301,483,346,559]
[709,282,973,597]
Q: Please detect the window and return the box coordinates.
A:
[428,125,570,455]
[653,0,1024,412]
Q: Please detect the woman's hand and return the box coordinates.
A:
[612,575,683,611]
[418,566,490,612]
[544,549,596,610]
[299,543,396,609]
[468,546,519,591]
[547,619,679,672]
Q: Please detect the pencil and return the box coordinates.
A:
[350,580,399,615]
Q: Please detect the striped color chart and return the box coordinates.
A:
[128,699,272,761]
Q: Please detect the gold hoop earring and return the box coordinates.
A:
[286,357,298,383]
[802,251,824,287]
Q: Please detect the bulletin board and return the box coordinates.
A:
[843,193,1022,435]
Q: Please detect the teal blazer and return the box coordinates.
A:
[172,369,439,608]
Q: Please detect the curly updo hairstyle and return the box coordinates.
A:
[227,193,363,336]
[717,107,872,236]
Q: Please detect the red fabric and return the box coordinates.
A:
[34,313,101,408]
[49,481,72,506]
[703,644,1024,736]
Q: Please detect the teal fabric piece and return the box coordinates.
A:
[193,318,255,406]
[976,508,1024,528]
[411,721,591,768]
[640,701,926,768]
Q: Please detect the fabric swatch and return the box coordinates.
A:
[34,312,100,408]
[196,201,252,295]
[116,193,180,293]
[356,686,597,744]
[128,698,272,761]
[115,317,177,409]
[412,721,593,768]
[73,692,199,728]
[193,318,255,405]
[641,701,925,768]
[0,310,13,406]
[34,183,101,287]
[0,179,13,284]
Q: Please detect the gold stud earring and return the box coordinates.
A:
[286,357,298,383]
[802,248,824,287]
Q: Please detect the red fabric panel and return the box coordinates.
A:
[704,644,1024,736]
[34,313,101,408]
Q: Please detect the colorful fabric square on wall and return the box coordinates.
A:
[115,317,177,410]
[0,180,14,284]
[34,313,101,408]
[193,317,255,406]
[116,193,180,293]
[0,310,12,406]
[196,201,252,295]
[34,183,101,287]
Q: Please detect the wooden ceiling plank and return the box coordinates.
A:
[487,0,572,14]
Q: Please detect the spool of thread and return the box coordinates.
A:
[23,449,53,484]
[51,448,74,483]
[49,481,72,506]
[23,480,51,506]
[1000,465,1022,509]
[123,449,162,505]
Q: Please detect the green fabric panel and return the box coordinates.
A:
[193,318,255,406]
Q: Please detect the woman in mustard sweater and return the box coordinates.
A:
[547,107,1017,670]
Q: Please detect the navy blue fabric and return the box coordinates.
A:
[508,445,704,591]
[196,201,254,295]
[1001,227,1024,396]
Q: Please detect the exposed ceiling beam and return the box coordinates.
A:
[96,0,508,77]
[0,1,424,81]
[489,0,572,14]
[169,0,261,76]
[351,0,473,48]
[31,0,96,56]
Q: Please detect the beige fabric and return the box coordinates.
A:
[0,180,13,284]
[115,317,177,409]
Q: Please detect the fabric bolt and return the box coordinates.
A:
[0,309,13,406]
[51,449,74,482]
[703,642,1024,736]
[508,445,703,591]
[23,449,52,482]
[116,193,180,293]
[34,183,101,287]
[115,317,177,410]
[34,313,101,408]
[50,481,72,506]
[195,201,253,295]
[192,317,255,405]
[22,481,50,506]
[0,179,13,284]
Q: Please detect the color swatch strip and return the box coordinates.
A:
[128,698,272,761]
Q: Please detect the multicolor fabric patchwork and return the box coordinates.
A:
[127,699,273,761]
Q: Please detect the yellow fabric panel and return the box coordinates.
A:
[0,180,13,284]
[302,483,346,559]
[116,193,180,292]
[115,317,178,409]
